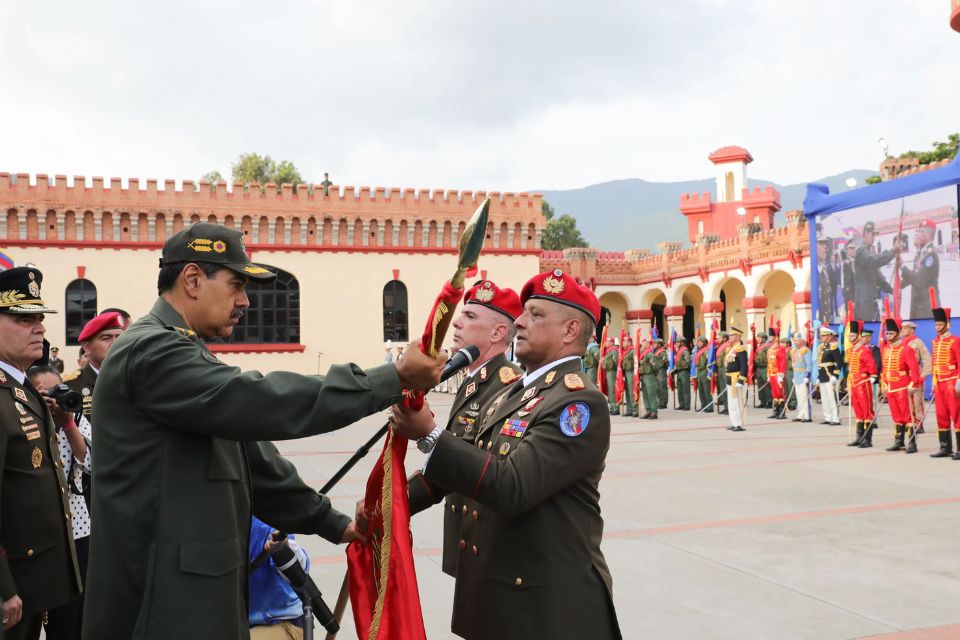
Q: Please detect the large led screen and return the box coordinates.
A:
[815,185,959,324]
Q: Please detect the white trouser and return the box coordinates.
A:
[819,379,839,423]
[728,385,744,427]
[795,381,811,420]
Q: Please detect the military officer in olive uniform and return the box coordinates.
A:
[48,347,64,374]
[62,311,126,425]
[755,333,772,408]
[674,337,692,410]
[639,339,660,419]
[82,224,444,640]
[393,270,620,640]
[693,336,713,411]
[406,280,523,578]
[620,336,637,417]
[900,218,940,319]
[854,221,897,321]
[601,337,619,415]
[583,337,600,387]
[715,331,731,414]
[655,339,669,409]
[0,267,81,640]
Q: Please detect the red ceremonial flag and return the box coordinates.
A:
[633,326,641,400]
[597,324,609,394]
[615,325,627,403]
[747,323,757,385]
[347,430,426,640]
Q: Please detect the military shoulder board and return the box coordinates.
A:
[564,373,584,391]
[499,367,519,385]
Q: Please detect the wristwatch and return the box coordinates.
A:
[417,424,443,454]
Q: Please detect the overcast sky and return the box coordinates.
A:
[2,1,958,193]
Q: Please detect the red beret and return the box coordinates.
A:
[920,219,937,232]
[464,280,523,321]
[520,270,601,325]
[78,311,126,342]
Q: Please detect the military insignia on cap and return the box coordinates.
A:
[14,401,26,415]
[27,281,39,297]
[474,287,494,303]
[187,238,215,252]
[559,402,590,437]
[499,367,518,384]
[0,370,6,383]
[213,240,227,253]
[31,446,42,469]
[518,396,544,416]
[520,386,537,402]
[14,388,28,403]
[0,290,26,306]
[543,274,565,294]
[499,442,511,455]
[480,367,488,382]
[544,370,557,385]
[243,265,271,275]
[465,381,477,397]
[564,373,585,391]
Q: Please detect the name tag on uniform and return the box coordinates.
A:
[500,419,528,438]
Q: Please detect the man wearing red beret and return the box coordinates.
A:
[900,218,940,319]
[392,269,620,640]
[62,312,127,422]
[402,280,523,578]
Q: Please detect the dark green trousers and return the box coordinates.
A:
[756,368,770,406]
[623,372,637,416]
[642,374,660,414]
[676,371,691,409]
[696,373,712,410]
[605,370,618,413]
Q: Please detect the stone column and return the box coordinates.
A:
[792,291,813,335]
[700,300,724,335]
[663,305,686,340]
[625,309,653,341]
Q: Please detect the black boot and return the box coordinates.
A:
[886,425,905,452]
[953,432,960,460]
[848,421,864,446]
[767,401,780,419]
[905,426,918,454]
[859,422,874,448]
[930,431,953,458]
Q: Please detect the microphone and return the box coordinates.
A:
[440,345,481,382]
[268,535,338,635]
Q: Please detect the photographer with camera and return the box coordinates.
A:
[62,311,126,423]
[0,267,80,640]
[28,365,91,640]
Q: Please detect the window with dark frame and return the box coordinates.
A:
[65,279,98,346]
[223,267,300,344]
[383,280,408,342]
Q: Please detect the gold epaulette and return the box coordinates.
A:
[173,326,197,338]
[62,370,81,382]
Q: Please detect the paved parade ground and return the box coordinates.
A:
[281,393,960,640]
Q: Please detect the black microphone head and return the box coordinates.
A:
[461,345,481,363]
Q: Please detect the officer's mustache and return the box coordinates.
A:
[230,308,245,320]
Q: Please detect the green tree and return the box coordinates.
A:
[542,199,556,221]
[198,170,224,191]
[864,175,882,185]
[541,214,589,250]
[898,133,959,165]
[231,153,304,192]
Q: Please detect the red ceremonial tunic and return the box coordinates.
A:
[848,342,878,421]
[931,332,960,431]
[767,345,787,400]
[881,339,920,425]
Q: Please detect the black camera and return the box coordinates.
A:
[47,383,83,413]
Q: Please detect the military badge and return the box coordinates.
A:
[213,240,227,253]
[474,287,494,303]
[465,381,477,397]
[14,388,28,403]
[31,446,42,469]
[520,386,537,402]
[500,418,529,438]
[14,401,26,415]
[187,238,215,252]
[499,367,518,384]
[499,442,511,455]
[544,370,557,385]
[480,367,488,382]
[518,396,544,417]
[559,402,590,437]
[0,370,6,383]
[543,272,565,294]
[82,387,91,396]
[469,402,480,411]
[28,280,40,297]
[564,373,585,391]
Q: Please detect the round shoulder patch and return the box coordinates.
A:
[925,255,935,268]
[559,402,590,437]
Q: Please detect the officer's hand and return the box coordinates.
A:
[395,346,447,391]
[390,401,437,440]
[340,521,368,545]
[2,594,22,630]
[355,499,371,533]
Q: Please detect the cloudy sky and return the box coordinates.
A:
[2,1,958,192]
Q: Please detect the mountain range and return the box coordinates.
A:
[538,169,877,251]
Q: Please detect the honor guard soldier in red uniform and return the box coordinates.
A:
[880,319,921,454]
[929,306,960,459]
[847,322,880,447]
[767,329,788,419]
[405,280,523,578]
[392,269,620,640]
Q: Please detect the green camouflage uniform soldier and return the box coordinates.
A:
[693,336,713,411]
[583,338,600,388]
[715,332,730,414]
[640,340,660,419]
[655,339,669,409]
[755,333,772,408]
[675,337,692,410]
[601,338,619,415]
[620,337,637,417]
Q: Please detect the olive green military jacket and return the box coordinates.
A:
[423,358,619,640]
[407,353,521,577]
[0,367,81,618]
[583,343,600,371]
[63,363,98,420]
[676,346,692,371]
[83,298,404,640]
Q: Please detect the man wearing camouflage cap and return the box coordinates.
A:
[83,223,444,639]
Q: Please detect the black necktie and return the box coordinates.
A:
[507,379,526,398]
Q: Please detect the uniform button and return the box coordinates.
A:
[462,505,468,515]
[450,504,456,513]
[515,577,522,586]
[26,549,34,557]
[472,545,479,556]
[477,439,484,449]
[459,539,466,550]
[486,441,493,451]
[472,510,479,520]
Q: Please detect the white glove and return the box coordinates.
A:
[777,374,784,383]
[736,382,745,388]
[870,376,878,384]
[829,376,837,384]
[954,380,960,394]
